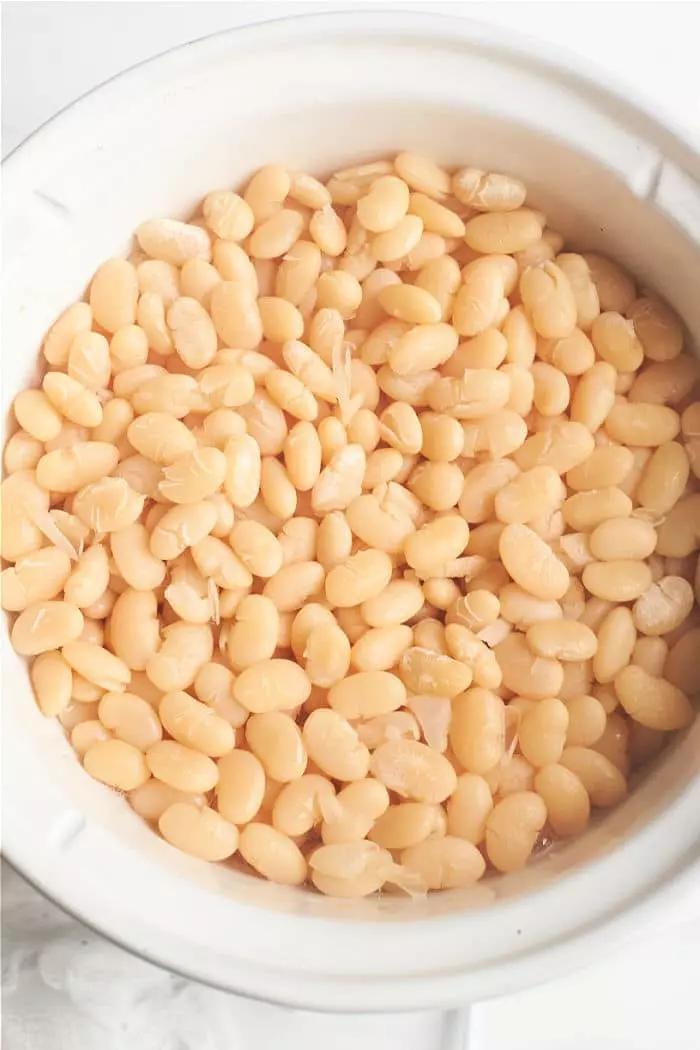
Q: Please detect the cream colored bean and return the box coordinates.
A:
[458,460,519,524]
[226,594,279,671]
[404,516,469,578]
[166,296,219,370]
[368,802,443,850]
[427,369,510,420]
[309,205,347,256]
[229,520,283,579]
[136,219,210,266]
[357,579,422,628]
[627,296,684,362]
[272,774,336,837]
[197,364,255,411]
[146,622,212,692]
[207,281,262,351]
[588,517,657,562]
[566,445,634,492]
[636,442,690,515]
[323,548,392,608]
[406,461,462,512]
[159,802,238,861]
[452,257,506,337]
[149,501,217,561]
[303,708,370,781]
[514,421,595,475]
[554,253,600,330]
[631,635,669,678]
[158,447,226,504]
[464,208,541,254]
[605,403,680,446]
[562,487,633,533]
[399,836,485,890]
[129,781,204,822]
[84,738,148,790]
[499,523,569,600]
[261,561,323,613]
[30,650,73,716]
[356,175,409,232]
[386,322,458,376]
[128,374,198,419]
[443,773,492,844]
[559,747,627,807]
[301,622,350,687]
[493,466,562,525]
[534,764,590,837]
[61,641,130,693]
[485,792,547,872]
[311,444,366,513]
[531,361,571,416]
[277,517,318,565]
[452,167,526,210]
[111,524,166,590]
[632,576,694,637]
[582,560,653,602]
[370,738,456,803]
[581,253,635,313]
[11,601,84,656]
[98,691,162,750]
[520,262,577,339]
[179,258,221,305]
[67,330,111,391]
[158,689,235,757]
[281,340,337,403]
[328,670,406,719]
[398,643,472,696]
[655,495,700,558]
[562,695,606,748]
[89,258,138,333]
[275,240,322,306]
[146,740,218,792]
[239,823,307,885]
[592,605,637,685]
[494,631,564,699]
[42,372,103,427]
[3,430,43,473]
[615,664,694,731]
[418,412,463,462]
[223,434,261,509]
[13,389,63,442]
[569,362,616,433]
[43,302,93,366]
[449,688,505,773]
[214,750,265,826]
[232,659,310,714]
[518,698,569,767]
[526,620,597,662]
[109,590,161,671]
[2,548,72,612]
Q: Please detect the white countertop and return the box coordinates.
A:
[2,3,699,1048]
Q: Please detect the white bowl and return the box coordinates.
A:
[3,10,700,1013]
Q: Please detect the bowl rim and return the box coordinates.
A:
[3,7,699,1013]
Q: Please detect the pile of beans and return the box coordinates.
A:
[3,153,700,897]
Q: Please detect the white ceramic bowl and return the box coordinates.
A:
[3,10,700,1013]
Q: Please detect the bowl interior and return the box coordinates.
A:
[3,13,699,1009]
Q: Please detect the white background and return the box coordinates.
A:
[2,3,700,1049]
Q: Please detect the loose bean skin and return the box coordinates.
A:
[7,152,698,897]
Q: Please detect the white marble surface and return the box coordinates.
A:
[2,3,700,1048]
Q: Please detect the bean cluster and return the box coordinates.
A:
[3,153,699,896]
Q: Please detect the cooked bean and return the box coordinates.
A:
[499,523,569,600]
[246,711,307,782]
[84,738,148,790]
[30,650,73,716]
[632,576,694,637]
[233,659,311,713]
[239,823,307,885]
[98,691,162,750]
[588,517,657,562]
[485,792,547,872]
[159,802,238,861]
[494,631,563,699]
[593,606,636,684]
[559,747,626,807]
[450,688,505,773]
[534,764,590,837]
[303,708,370,781]
[582,560,653,602]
